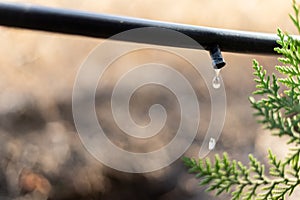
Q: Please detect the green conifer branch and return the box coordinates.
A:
[184,1,300,199]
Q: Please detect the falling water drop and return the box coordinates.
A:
[212,69,221,89]
[208,137,216,150]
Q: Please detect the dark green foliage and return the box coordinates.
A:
[184,1,300,199]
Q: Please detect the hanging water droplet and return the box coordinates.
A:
[212,69,221,89]
[212,76,221,89]
[208,137,216,150]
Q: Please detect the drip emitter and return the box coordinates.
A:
[209,45,226,69]
[209,45,226,89]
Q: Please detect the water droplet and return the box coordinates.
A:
[209,137,216,150]
[212,69,221,89]
[212,76,221,89]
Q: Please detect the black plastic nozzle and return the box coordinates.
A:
[209,45,226,69]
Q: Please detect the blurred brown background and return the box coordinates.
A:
[0,0,298,199]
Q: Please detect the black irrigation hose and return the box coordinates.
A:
[0,2,291,55]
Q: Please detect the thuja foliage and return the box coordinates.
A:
[183,1,300,199]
